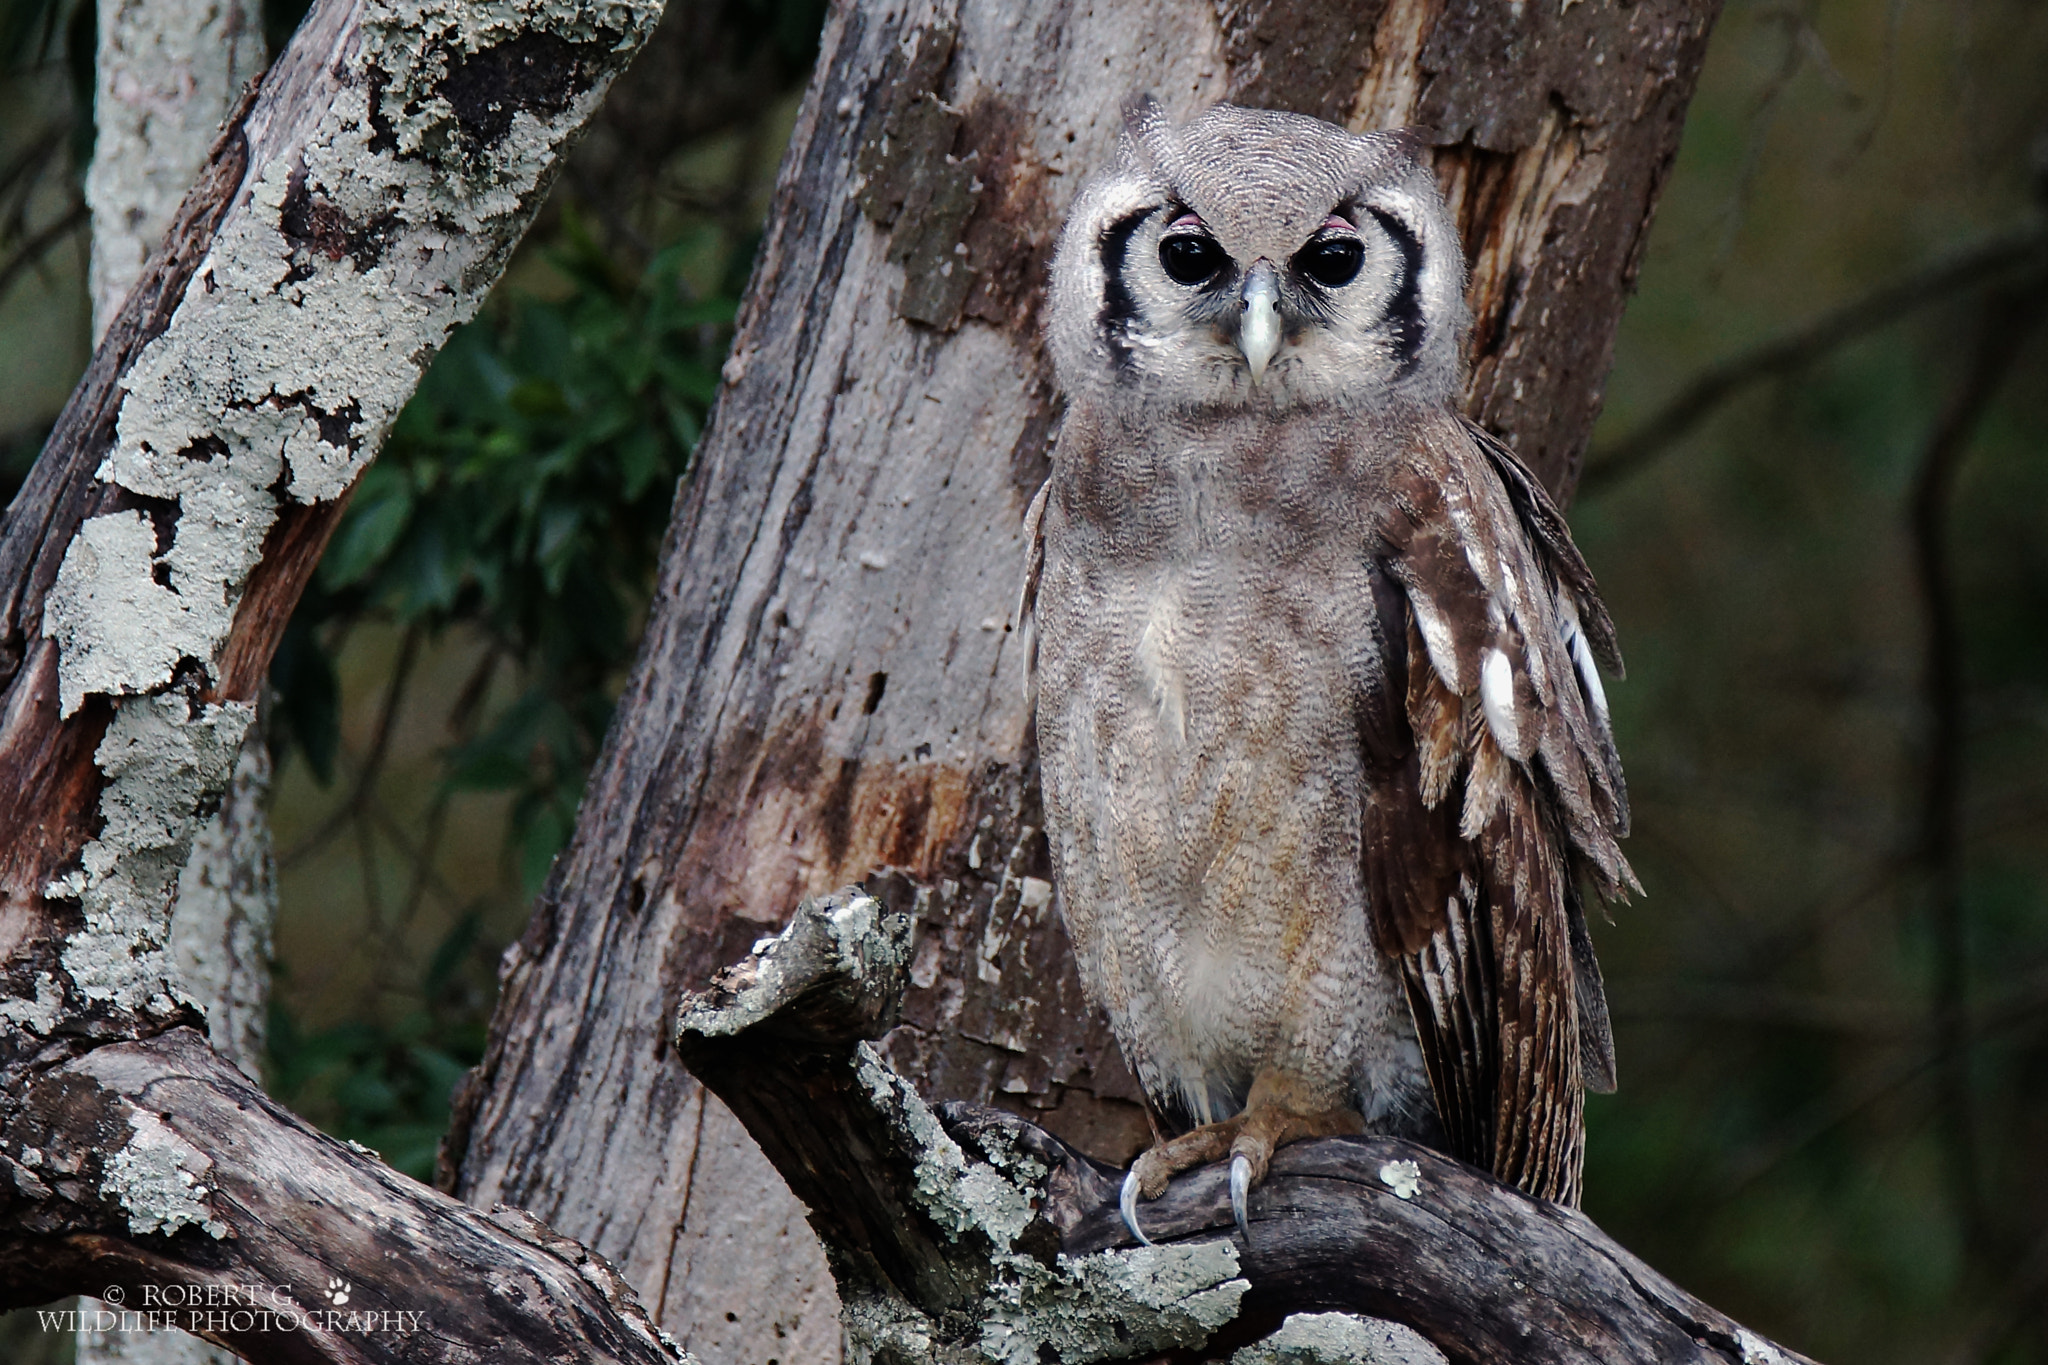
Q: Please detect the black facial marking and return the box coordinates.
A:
[1096,206,1154,373]
[1366,206,1425,377]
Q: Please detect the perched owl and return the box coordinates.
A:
[1022,97,1635,1242]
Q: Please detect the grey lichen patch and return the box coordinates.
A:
[0,973,65,1034]
[975,1242,1248,1365]
[51,693,253,1014]
[47,0,659,719]
[99,1108,229,1239]
[840,1293,944,1365]
[855,1042,1034,1247]
[845,1027,1246,1364]
[1229,1314,1447,1365]
[85,0,264,337]
[680,892,909,1039]
[170,721,276,1076]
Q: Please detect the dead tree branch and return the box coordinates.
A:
[0,0,700,1357]
[676,888,1824,1365]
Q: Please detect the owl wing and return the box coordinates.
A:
[1362,415,1634,1207]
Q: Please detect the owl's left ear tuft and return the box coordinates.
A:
[1361,126,1428,167]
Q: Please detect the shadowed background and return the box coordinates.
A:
[1,0,2044,1361]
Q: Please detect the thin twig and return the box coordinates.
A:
[0,199,87,309]
[392,642,503,932]
[278,623,423,868]
[1581,227,2048,495]
[0,123,68,219]
[1947,1219,2048,1365]
[1907,273,2048,1262]
[1722,967,2048,1195]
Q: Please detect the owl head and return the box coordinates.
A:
[1047,97,1468,412]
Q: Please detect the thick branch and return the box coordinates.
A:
[678,890,1823,1365]
[3,1028,684,1364]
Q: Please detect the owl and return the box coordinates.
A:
[1022,97,1635,1243]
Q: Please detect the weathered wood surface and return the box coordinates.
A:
[3,1028,687,1365]
[447,0,1722,1355]
[675,889,1821,1365]
[0,0,699,1357]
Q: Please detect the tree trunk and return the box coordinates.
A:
[84,0,266,341]
[80,8,272,1359]
[445,1,1722,1359]
[0,0,696,1357]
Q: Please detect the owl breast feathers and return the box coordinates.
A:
[1024,96,1634,1210]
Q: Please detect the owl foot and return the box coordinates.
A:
[1120,1074,1362,1245]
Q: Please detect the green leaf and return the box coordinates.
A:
[320,468,414,589]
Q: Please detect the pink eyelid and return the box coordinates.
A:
[1319,214,1358,234]
[1168,212,1205,229]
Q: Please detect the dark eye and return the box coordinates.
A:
[1159,234,1227,286]
[1297,236,1364,288]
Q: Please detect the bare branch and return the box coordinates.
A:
[1907,272,2048,1260]
[0,0,705,1356]
[1581,227,2048,496]
[676,888,1824,1365]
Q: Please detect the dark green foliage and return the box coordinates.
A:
[270,218,729,892]
[261,216,738,1166]
[268,914,487,1182]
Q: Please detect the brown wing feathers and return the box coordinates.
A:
[1366,423,1631,1206]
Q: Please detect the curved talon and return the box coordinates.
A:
[1229,1153,1253,1240]
[1120,1168,1156,1247]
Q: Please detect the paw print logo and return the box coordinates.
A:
[325,1279,351,1306]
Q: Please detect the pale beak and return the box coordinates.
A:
[1238,259,1282,384]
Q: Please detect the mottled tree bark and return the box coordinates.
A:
[0,0,695,1358]
[80,8,271,1359]
[446,1,1723,1360]
[85,0,266,340]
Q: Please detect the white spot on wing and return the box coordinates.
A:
[1408,595,1463,691]
[1558,595,1609,723]
[1480,648,1521,754]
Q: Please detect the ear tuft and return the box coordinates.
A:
[1118,92,1172,171]
[1121,91,1167,138]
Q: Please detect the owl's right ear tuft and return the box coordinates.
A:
[1118,92,1171,168]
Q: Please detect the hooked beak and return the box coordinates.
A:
[1237,259,1282,384]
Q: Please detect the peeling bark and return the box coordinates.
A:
[448,1,1721,1358]
[83,17,275,1353]
[0,0,697,1357]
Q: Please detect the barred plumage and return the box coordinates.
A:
[1026,97,1634,1228]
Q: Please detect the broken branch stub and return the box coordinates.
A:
[676,889,1824,1365]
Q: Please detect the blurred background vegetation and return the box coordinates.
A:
[2,0,2045,1362]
